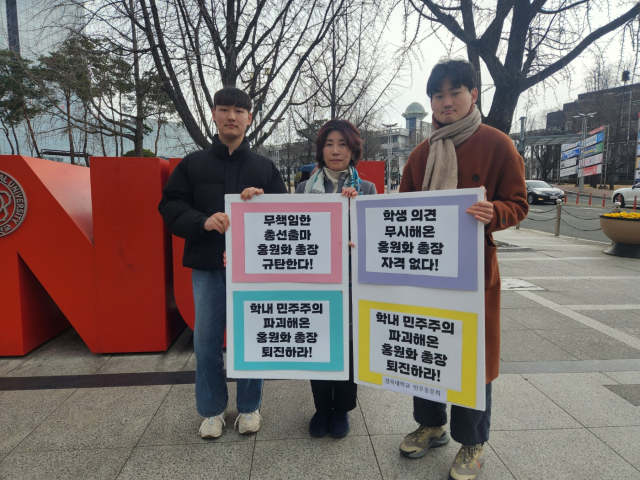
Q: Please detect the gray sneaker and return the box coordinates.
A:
[399,425,449,459]
[449,444,484,480]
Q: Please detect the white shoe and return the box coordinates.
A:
[235,409,262,434]
[199,409,226,439]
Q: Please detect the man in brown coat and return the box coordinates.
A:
[398,59,528,480]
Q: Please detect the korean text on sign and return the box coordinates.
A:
[364,206,459,277]
[243,213,332,274]
[369,309,463,391]
[243,301,331,362]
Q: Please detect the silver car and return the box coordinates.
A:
[612,183,640,207]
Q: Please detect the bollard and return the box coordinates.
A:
[564,192,568,203]
[602,194,606,208]
[589,193,592,205]
[635,196,637,210]
[555,199,562,236]
[575,192,579,205]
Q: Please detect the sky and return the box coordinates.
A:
[380,2,638,133]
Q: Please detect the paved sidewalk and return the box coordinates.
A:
[1,227,640,479]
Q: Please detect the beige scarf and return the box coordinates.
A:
[421,106,482,191]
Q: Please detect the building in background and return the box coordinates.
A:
[546,82,640,184]
[0,1,197,162]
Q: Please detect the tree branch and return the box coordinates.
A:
[522,3,640,90]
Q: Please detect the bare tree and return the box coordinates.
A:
[303,0,401,128]
[79,0,354,149]
[405,0,640,133]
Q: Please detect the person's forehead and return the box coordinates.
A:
[215,104,248,110]
[434,78,463,92]
[326,131,345,140]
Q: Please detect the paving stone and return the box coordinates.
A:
[0,389,75,453]
[603,371,640,384]
[499,362,517,374]
[581,309,640,330]
[533,288,631,306]
[525,372,640,427]
[490,429,640,479]
[138,383,252,446]
[251,436,382,480]
[500,306,590,330]
[371,434,514,480]
[0,447,130,480]
[590,426,640,471]
[6,330,110,377]
[499,292,543,309]
[604,384,640,406]
[356,385,421,435]
[491,375,581,431]
[0,359,25,377]
[500,330,577,362]
[257,380,368,440]
[96,328,192,374]
[520,278,603,292]
[498,316,528,331]
[182,352,196,371]
[15,385,171,452]
[117,442,253,480]
[535,328,640,360]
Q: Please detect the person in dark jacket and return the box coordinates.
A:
[296,119,377,438]
[158,87,287,439]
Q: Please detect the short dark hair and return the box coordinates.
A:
[315,120,363,168]
[213,87,252,111]
[426,58,477,98]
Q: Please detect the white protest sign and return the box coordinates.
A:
[352,189,486,410]
[226,194,349,380]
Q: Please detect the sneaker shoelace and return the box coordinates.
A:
[458,445,482,467]
[410,426,434,442]
[206,414,226,428]
[234,410,262,430]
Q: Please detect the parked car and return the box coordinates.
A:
[525,180,566,204]
[612,183,640,207]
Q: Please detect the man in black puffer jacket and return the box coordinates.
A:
[159,87,286,439]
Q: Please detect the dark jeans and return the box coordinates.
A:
[310,341,357,414]
[192,269,263,417]
[413,382,492,446]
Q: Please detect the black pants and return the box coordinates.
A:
[310,341,357,414]
[413,382,492,446]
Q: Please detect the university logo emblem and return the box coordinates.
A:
[0,171,27,237]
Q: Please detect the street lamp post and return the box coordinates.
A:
[573,112,596,193]
[382,122,397,193]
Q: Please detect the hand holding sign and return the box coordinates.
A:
[465,186,493,225]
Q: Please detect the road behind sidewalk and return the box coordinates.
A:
[0,227,639,479]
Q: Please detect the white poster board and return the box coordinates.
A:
[351,189,486,410]
[225,194,350,380]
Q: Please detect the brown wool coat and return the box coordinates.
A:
[400,123,528,383]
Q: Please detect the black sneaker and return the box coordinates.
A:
[309,411,331,437]
[329,412,350,438]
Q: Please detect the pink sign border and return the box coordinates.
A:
[231,202,343,283]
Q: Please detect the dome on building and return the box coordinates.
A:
[402,102,427,120]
